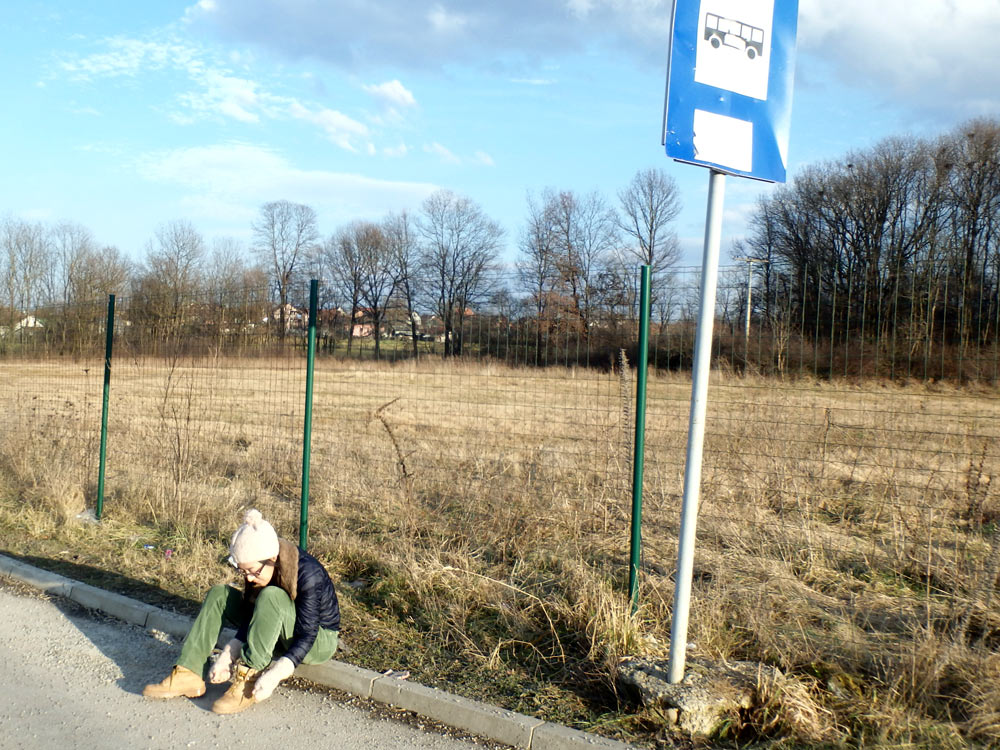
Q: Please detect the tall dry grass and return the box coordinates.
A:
[1,355,999,746]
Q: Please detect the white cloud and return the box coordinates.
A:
[510,78,557,86]
[77,142,126,155]
[180,72,371,152]
[179,70,261,122]
[58,38,200,80]
[136,142,439,225]
[565,0,594,19]
[187,0,1000,120]
[57,37,259,125]
[424,142,461,164]
[287,102,369,151]
[421,144,496,166]
[68,103,102,117]
[363,79,417,109]
[137,142,282,192]
[20,207,54,222]
[186,0,673,70]
[428,4,470,34]
[473,150,495,167]
[797,0,1000,117]
[384,143,408,157]
[183,0,217,24]
[56,35,375,151]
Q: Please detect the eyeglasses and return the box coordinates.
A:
[232,561,269,580]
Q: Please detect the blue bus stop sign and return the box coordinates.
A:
[663,0,799,183]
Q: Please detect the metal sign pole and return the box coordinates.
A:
[299,279,319,550]
[95,294,115,521]
[661,0,798,684]
[668,168,726,683]
[628,265,652,613]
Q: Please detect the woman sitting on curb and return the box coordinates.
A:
[143,509,341,714]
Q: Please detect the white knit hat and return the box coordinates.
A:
[228,509,279,566]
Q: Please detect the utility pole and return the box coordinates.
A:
[734,257,765,366]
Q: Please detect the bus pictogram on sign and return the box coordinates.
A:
[704,13,765,59]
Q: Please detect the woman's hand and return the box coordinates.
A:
[208,638,242,684]
[252,656,295,700]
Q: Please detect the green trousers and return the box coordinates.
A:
[177,584,339,674]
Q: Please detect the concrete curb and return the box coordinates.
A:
[0,554,638,749]
[371,673,543,749]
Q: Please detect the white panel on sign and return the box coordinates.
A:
[693,110,753,172]
[695,0,774,100]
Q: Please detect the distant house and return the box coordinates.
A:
[389,310,422,339]
[0,315,44,337]
[17,315,44,332]
[352,322,376,338]
[390,309,421,328]
[317,308,346,327]
[351,307,396,339]
[262,303,306,330]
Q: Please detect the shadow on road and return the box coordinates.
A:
[5,552,201,616]
[3,550,233,711]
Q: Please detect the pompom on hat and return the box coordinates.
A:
[228,509,279,566]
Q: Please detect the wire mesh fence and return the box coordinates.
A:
[2,266,999,699]
[711,258,1000,383]
[1,296,108,525]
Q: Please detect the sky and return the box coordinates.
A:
[3,0,1000,271]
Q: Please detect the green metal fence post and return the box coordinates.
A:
[299,279,319,550]
[96,294,115,520]
[628,265,652,612]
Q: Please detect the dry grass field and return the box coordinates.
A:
[1,353,999,748]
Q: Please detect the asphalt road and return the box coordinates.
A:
[0,579,496,750]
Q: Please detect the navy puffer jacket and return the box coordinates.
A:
[236,539,340,666]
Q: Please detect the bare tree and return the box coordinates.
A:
[54,243,133,355]
[384,211,422,358]
[322,225,364,354]
[617,168,682,268]
[133,220,206,337]
[252,200,319,338]
[544,189,619,335]
[0,217,20,338]
[205,237,269,341]
[418,190,504,356]
[1,216,51,341]
[78,245,133,300]
[739,118,1000,379]
[617,168,682,321]
[49,221,96,306]
[351,221,396,359]
[207,237,269,301]
[940,121,1000,358]
[736,195,782,325]
[516,192,559,357]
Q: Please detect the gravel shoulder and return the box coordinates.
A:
[0,577,501,750]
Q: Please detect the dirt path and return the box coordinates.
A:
[0,579,491,750]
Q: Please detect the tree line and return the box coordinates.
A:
[1,168,682,360]
[6,116,1000,380]
[736,117,1000,379]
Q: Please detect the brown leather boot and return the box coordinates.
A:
[142,666,206,699]
[211,664,260,714]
